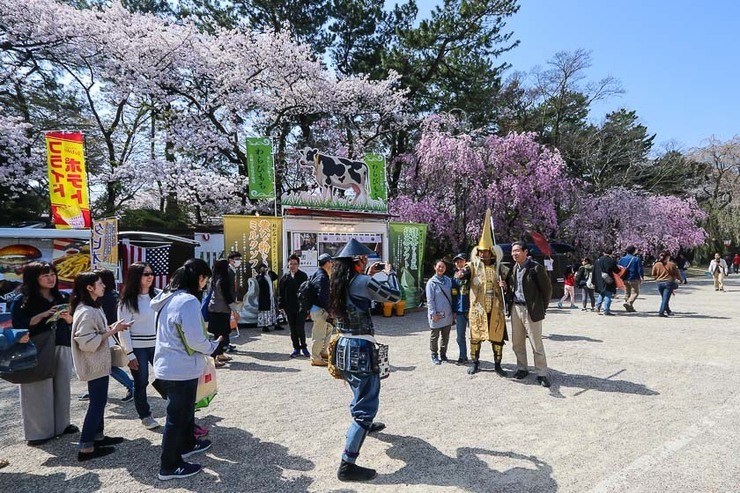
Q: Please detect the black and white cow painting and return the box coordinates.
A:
[298,147,370,204]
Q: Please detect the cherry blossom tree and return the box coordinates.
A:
[390,115,575,252]
[562,187,707,256]
[0,0,407,224]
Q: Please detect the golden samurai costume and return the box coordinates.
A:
[467,209,509,376]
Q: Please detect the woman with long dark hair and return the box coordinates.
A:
[91,268,135,403]
[328,239,400,482]
[151,258,221,481]
[10,261,78,445]
[70,271,131,461]
[118,262,161,429]
[207,259,239,367]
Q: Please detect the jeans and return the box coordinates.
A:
[159,378,198,472]
[455,313,468,360]
[131,346,155,419]
[595,290,614,313]
[110,366,133,392]
[657,282,675,315]
[339,370,380,463]
[79,376,109,449]
[286,309,307,350]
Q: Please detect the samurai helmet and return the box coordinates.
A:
[477,208,494,251]
[334,238,375,259]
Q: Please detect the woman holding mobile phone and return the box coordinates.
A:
[118,262,161,430]
[70,271,132,461]
[10,261,78,446]
[426,259,454,365]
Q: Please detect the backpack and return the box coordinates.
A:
[201,289,212,322]
[586,269,595,290]
[296,276,318,314]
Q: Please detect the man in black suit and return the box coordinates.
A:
[278,255,309,357]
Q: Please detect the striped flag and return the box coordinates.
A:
[122,241,170,289]
[146,245,171,289]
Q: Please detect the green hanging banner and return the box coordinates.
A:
[246,137,275,199]
[364,153,387,201]
[388,222,427,308]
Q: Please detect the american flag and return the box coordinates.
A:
[122,241,171,289]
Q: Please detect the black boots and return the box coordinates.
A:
[494,363,508,377]
[337,460,377,482]
[467,361,480,374]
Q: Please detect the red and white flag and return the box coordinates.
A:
[122,241,170,289]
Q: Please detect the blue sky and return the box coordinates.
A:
[415,0,740,151]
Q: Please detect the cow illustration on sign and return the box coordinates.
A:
[298,148,370,204]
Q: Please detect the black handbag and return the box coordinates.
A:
[0,327,56,384]
[0,341,38,373]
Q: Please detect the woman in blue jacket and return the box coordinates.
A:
[426,259,454,365]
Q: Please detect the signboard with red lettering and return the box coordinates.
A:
[45,131,91,229]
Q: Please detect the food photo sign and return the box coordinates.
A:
[0,237,91,328]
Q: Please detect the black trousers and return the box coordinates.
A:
[207,312,231,356]
[286,309,307,350]
[159,378,198,472]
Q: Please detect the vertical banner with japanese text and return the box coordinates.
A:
[224,215,282,303]
[246,137,275,199]
[364,153,387,202]
[388,222,427,308]
[91,218,118,274]
[45,131,91,229]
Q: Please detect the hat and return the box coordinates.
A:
[334,238,375,259]
[453,253,467,261]
[318,253,333,265]
[477,208,494,250]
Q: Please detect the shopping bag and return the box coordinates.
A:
[195,356,218,409]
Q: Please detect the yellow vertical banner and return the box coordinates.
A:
[45,131,91,229]
[91,218,118,273]
[223,215,282,296]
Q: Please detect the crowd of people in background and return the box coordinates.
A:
[0,238,736,480]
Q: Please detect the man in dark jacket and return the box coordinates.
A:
[502,241,553,388]
[278,255,309,357]
[309,253,333,366]
[593,248,619,316]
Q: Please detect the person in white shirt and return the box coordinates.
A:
[708,253,728,291]
[118,262,161,430]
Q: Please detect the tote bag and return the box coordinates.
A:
[195,356,218,409]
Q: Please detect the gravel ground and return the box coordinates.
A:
[1,272,738,492]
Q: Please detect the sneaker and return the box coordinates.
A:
[261,327,271,333]
[193,424,209,438]
[158,462,202,481]
[273,325,285,331]
[289,349,300,358]
[581,308,587,311]
[368,422,386,433]
[77,393,90,401]
[431,354,441,365]
[557,302,563,309]
[569,304,577,309]
[604,311,615,316]
[439,354,449,362]
[227,344,237,351]
[337,460,377,482]
[141,416,161,430]
[121,390,134,403]
[301,348,310,357]
[182,439,212,459]
[494,364,508,377]
[537,376,551,388]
